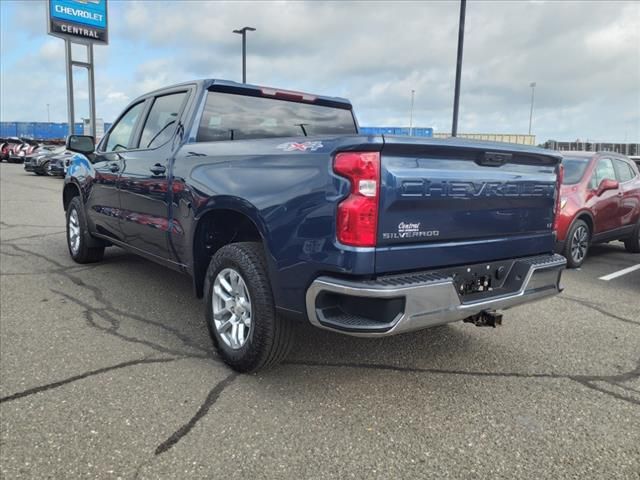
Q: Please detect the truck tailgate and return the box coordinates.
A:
[376,137,561,273]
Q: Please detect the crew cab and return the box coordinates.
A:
[63,79,566,372]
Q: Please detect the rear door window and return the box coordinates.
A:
[138,92,188,149]
[613,159,635,182]
[593,158,616,187]
[197,91,356,142]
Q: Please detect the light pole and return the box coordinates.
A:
[46,104,50,123]
[409,89,415,136]
[528,81,536,135]
[232,26,256,83]
[451,0,466,137]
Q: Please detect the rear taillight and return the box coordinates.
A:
[334,151,380,247]
[553,164,564,231]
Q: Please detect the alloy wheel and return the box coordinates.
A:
[68,208,81,255]
[570,225,588,263]
[212,267,252,350]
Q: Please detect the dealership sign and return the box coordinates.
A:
[48,0,108,44]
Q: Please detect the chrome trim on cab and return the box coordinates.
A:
[305,254,566,337]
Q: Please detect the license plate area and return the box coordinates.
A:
[435,259,517,301]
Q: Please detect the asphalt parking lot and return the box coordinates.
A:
[1,163,639,479]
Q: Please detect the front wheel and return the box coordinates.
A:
[66,197,105,263]
[624,221,640,253]
[204,242,294,373]
[38,161,50,176]
[563,219,590,268]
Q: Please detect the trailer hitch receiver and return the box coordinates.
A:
[463,310,503,328]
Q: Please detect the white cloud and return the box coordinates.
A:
[1,0,639,142]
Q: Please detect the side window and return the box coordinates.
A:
[613,159,635,183]
[593,158,616,187]
[138,92,188,149]
[105,102,145,152]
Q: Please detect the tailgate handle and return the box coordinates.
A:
[477,152,512,167]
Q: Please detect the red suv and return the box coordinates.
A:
[556,152,640,267]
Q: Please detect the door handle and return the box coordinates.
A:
[108,162,120,173]
[150,163,166,176]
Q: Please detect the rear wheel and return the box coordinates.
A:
[623,221,640,253]
[563,219,590,268]
[66,197,105,263]
[204,242,294,373]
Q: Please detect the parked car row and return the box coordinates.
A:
[0,137,72,176]
[23,146,74,177]
[1,137,41,163]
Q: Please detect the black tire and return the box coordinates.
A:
[623,221,640,253]
[66,197,105,263]
[37,161,50,176]
[563,219,590,268]
[204,242,294,373]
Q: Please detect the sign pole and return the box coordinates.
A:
[87,43,97,139]
[49,0,108,140]
[64,38,75,136]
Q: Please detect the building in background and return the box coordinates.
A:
[82,118,106,139]
[5,121,637,156]
[1,121,111,140]
[433,133,536,145]
[360,126,433,137]
[543,140,639,156]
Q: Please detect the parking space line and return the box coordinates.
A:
[599,264,640,281]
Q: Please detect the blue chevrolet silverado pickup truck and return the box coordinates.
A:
[63,79,566,372]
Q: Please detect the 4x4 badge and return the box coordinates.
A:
[276,141,323,152]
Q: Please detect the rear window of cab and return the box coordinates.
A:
[196,91,357,142]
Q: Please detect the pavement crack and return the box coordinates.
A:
[51,289,211,359]
[286,357,640,407]
[0,221,63,229]
[571,357,640,384]
[85,310,208,358]
[0,242,211,360]
[558,294,640,327]
[154,372,238,455]
[0,357,177,404]
[285,359,565,379]
[570,379,640,406]
[1,231,65,242]
[0,250,24,258]
[567,358,640,406]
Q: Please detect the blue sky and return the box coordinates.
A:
[1,0,639,142]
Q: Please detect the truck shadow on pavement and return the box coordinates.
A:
[1,238,639,459]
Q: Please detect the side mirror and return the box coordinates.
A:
[596,178,619,196]
[66,135,95,155]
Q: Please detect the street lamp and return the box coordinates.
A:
[528,81,536,135]
[451,0,466,137]
[232,26,256,83]
[46,103,50,123]
[409,89,415,136]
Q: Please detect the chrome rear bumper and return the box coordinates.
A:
[305,254,566,337]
